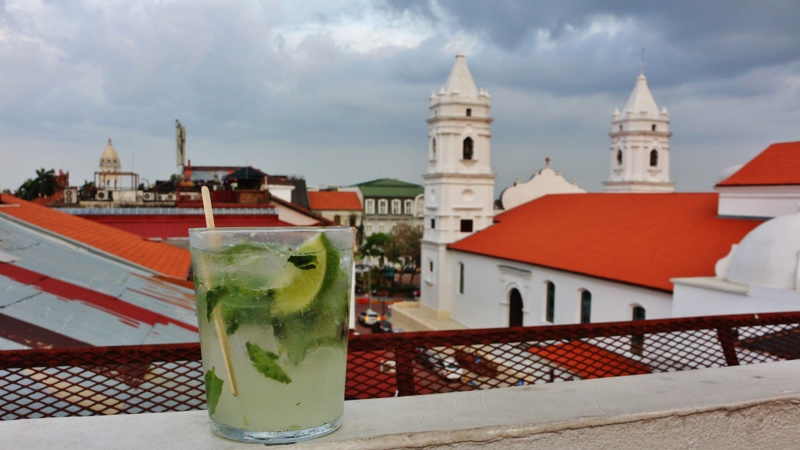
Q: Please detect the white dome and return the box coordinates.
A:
[725,210,800,289]
[100,138,121,171]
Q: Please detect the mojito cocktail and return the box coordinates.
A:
[189,227,354,443]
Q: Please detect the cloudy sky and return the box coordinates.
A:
[2,0,799,195]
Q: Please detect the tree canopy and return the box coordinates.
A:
[16,168,57,200]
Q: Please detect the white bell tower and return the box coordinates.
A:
[420,53,496,318]
[604,71,674,192]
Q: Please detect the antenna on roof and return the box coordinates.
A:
[640,47,645,75]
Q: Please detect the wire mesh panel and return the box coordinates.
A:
[0,344,204,420]
[1,312,799,420]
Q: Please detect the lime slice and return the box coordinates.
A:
[271,233,329,316]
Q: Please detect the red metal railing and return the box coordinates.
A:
[1,312,799,420]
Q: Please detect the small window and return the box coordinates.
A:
[429,261,434,272]
[458,263,464,294]
[466,108,472,117]
[379,224,386,233]
[616,149,623,165]
[631,306,646,355]
[333,215,341,225]
[463,137,474,160]
[365,224,372,234]
[416,199,424,217]
[431,138,437,160]
[460,219,473,232]
[545,282,555,323]
[365,199,375,215]
[651,124,657,131]
[619,124,623,132]
[430,218,436,229]
[580,290,591,324]
[391,199,401,215]
[378,199,388,215]
[404,200,413,215]
[650,149,658,167]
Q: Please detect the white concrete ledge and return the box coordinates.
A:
[3,360,800,449]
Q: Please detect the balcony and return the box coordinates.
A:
[2,312,800,447]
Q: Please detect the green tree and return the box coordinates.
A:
[16,168,57,200]
[360,232,391,267]
[390,223,423,270]
[78,180,97,200]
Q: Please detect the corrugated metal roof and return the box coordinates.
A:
[0,215,198,350]
[0,195,191,279]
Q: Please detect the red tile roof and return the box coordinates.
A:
[449,193,762,292]
[80,214,291,239]
[529,340,652,379]
[716,141,800,187]
[0,195,191,279]
[308,191,362,211]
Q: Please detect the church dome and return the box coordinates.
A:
[725,209,800,289]
[100,138,121,171]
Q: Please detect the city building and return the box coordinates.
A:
[401,55,795,331]
[604,72,674,193]
[354,178,424,237]
[308,189,363,227]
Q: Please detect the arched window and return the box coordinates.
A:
[458,263,465,294]
[545,282,555,323]
[650,149,658,167]
[616,149,623,165]
[580,290,591,324]
[463,137,474,160]
[466,108,472,117]
[509,288,523,327]
[631,306,646,355]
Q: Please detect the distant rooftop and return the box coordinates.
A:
[449,193,762,292]
[308,191,362,211]
[354,178,424,199]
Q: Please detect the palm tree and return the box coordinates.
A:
[17,168,57,200]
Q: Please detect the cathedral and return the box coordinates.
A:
[411,54,799,330]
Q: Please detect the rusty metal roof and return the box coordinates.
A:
[0,214,198,350]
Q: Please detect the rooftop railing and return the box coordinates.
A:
[2,311,799,420]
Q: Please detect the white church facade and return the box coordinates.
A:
[411,55,800,330]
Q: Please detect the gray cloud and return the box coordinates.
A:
[1,0,799,196]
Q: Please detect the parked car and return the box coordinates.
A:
[372,320,393,333]
[415,348,464,381]
[358,309,381,326]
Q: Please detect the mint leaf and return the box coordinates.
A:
[246,342,292,384]
[288,254,317,270]
[204,368,224,415]
[204,286,226,321]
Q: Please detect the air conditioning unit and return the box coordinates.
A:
[142,192,156,202]
[95,190,111,201]
[64,188,78,204]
